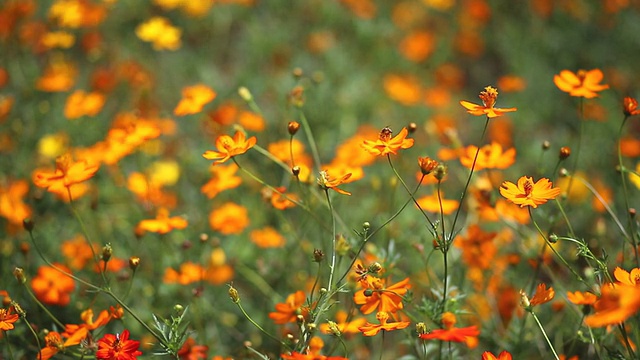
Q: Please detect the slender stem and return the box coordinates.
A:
[387,155,436,234]
[530,310,560,360]
[571,175,629,240]
[325,190,337,293]
[448,117,490,238]
[335,181,424,286]
[298,110,322,173]
[565,98,584,201]
[529,208,590,288]
[236,302,288,348]
[552,198,576,238]
[4,329,15,360]
[618,323,636,359]
[437,180,448,311]
[20,283,64,329]
[24,319,42,357]
[617,115,639,267]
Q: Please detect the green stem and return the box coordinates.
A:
[530,310,560,360]
[4,330,15,360]
[529,208,590,289]
[325,190,337,293]
[565,98,584,202]
[21,283,64,329]
[236,301,287,348]
[387,155,436,235]
[298,110,322,173]
[617,115,639,267]
[448,116,490,239]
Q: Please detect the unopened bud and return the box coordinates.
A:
[292,166,301,177]
[542,141,550,150]
[129,256,140,270]
[548,233,558,243]
[327,320,342,336]
[408,122,417,134]
[559,146,571,160]
[362,222,370,231]
[416,322,428,335]
[288,121,300,135]
[19,242,30,255]
[228,285,240,303]
[368,262,382,274]
[199,233,209,243]
[23,218,34,232]
[630,208,636,218]
[364,289,374,297]
[174,304,184,314]
[13,267,26,284]
[238,87,253,102]
[101,243,112,262]
[313,249,325,262]
[296,314,305,325]
[559,168,569,177]
[519,289,531,309]
[434,164,448,181]
[292,67,303,78]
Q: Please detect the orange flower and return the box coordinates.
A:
[398,30,436,62]
[238,111,265,132]
[208,202,249,234]
[163,262,206,285]
[317,170,352,195]
[553,69,609,98]
[96,329,142,359]
[623,97,640,116]
[584,283,640,327]
[0,179,32,226]
[250,227,286,248]
[567,291,597,305]
[353,277,410,314]
[127,172,177,208]
[36,60,77,92]
[419,312,480,343]
[453,224,497,270]
[482,350,512,360]
[205,248,234,285]
[135,207,188,235]
[361,127,414,156]
[529,283,555,306]
[38,331,67,360]
[61,235,99,270]
[418,156,439,175]
[459,142,515,170]
[269,290,309,324]
[262,186,299,210]
[0,306,19,331]
[33,153,99,194]
[460,86,516,118]
[358,311,410,336]
[202,131,256,164]
[174,84,216,116]
[31,264,75,306]
[383,74,422,105]
[178,338,208,360]
[614,267,640,286]
[64,90,105,119]
[201,163,242,199]
[319,310,367,335]
[499,176,561,208]
[416,191,459,215]
[63,308,113,346]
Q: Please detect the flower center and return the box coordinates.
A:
[523,179,534,197]
[479,86,498,108]
[379,127,392,142]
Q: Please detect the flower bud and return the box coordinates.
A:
[630,208,636,218]
[416,322,428,335]
[327,320,342,336]
[362,222,370,231]
[313,249,325,263]
[228,285,240,304]
[434,164,448,181]
[292,166,301,177]
[129,256,140,270]
[548,233,558,243]
[368,262,382,274]
[288,121,300,135]
[559,146,571,160]
[13,267,26,284]
[238,87,253,102]
[19,242,30,256]
[542,141,550,150]
[407,122,417,134]
[174,304,184,314]
[23,218,34,232]
[623,97,639,117]
[101,243,112,262]
[364,289,374,297]
[199,233,209,243]
[292,67,303,78]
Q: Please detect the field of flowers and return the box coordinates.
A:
[2,0,640,359]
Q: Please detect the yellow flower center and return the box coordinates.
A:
[577,69,587,82]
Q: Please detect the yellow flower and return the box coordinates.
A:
[136,17,182,51]
[460,86,517,118]
[202,131,257,164]
[499,176,561,208]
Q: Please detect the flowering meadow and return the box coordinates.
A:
[2,0,640,359]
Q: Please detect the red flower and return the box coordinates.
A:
[96,329,142,360]
[419,312,479,343]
